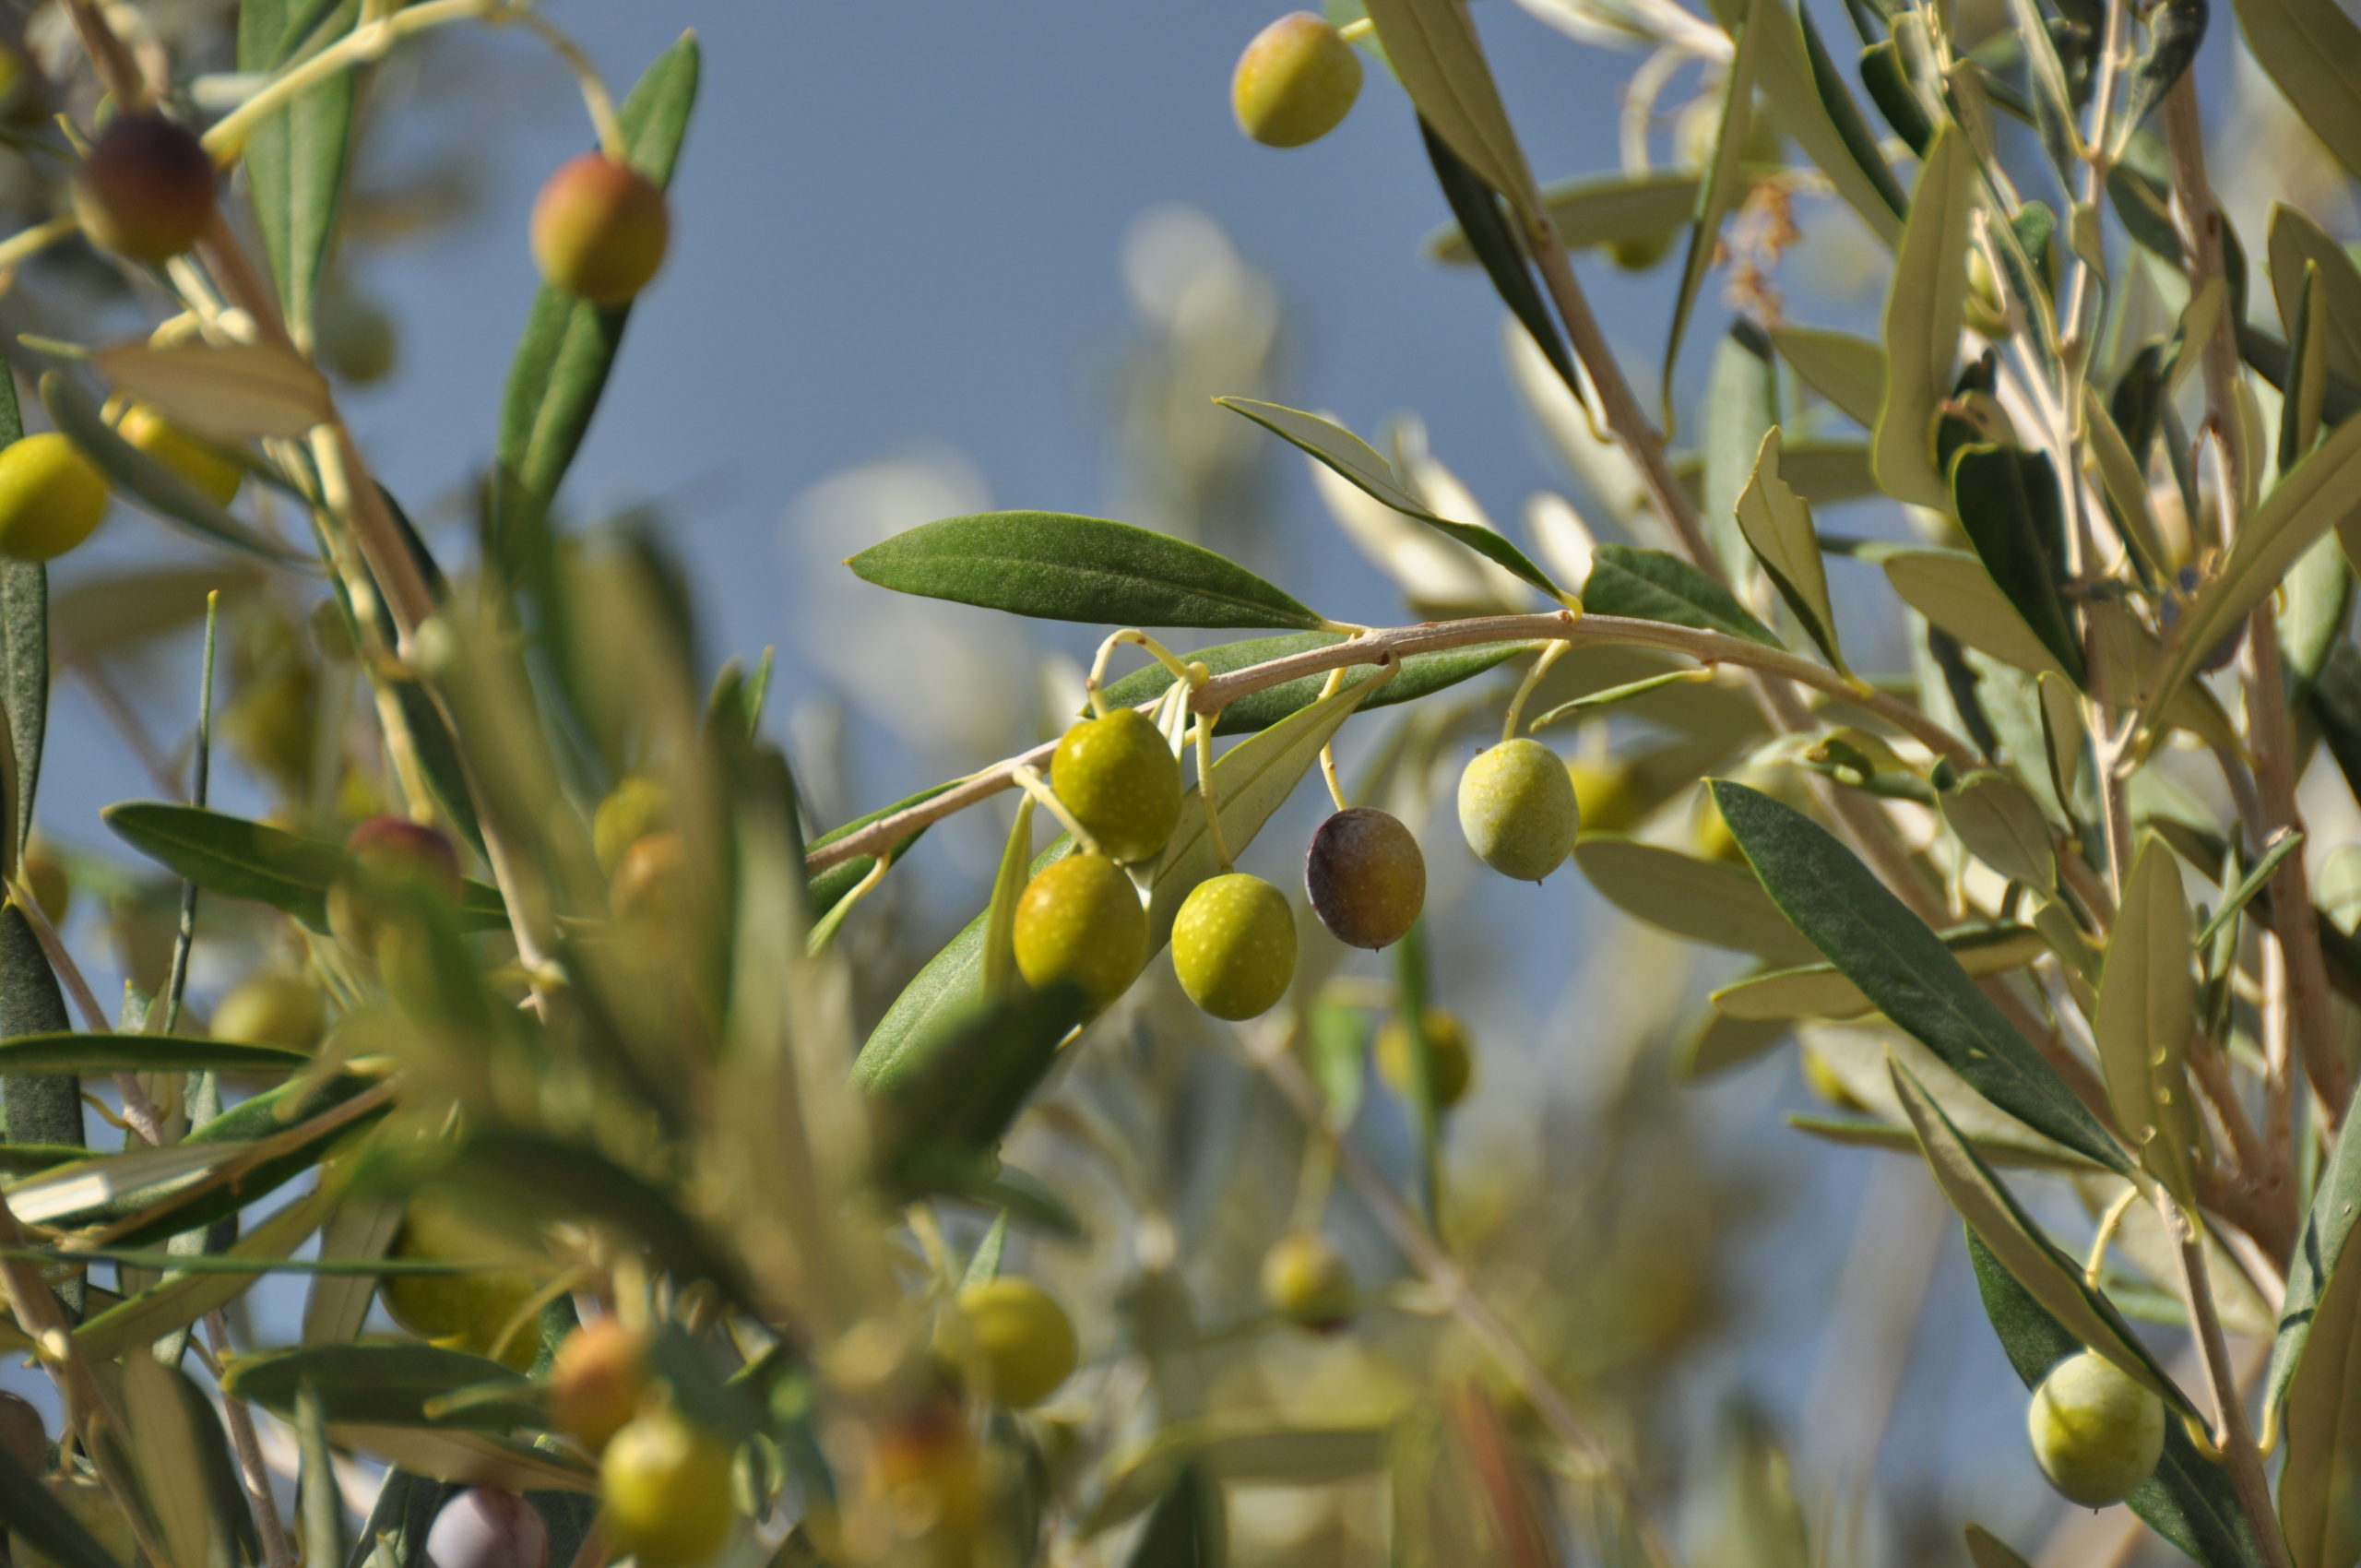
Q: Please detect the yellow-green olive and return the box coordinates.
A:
[1261,1231,1356,1331]
[600,1410,738,1567]
[2026,1349,2165,1507]
[1232,12,1363,148]
[210,973,327,1052]
[1375,1007,1473,1110]
[1051,708,1181,864]
[0,434,108,562]
[939,1277,1079,1408]
[1012,854,1146,1014]
[1171,873,1296,1020]
[1457,740,1578,882]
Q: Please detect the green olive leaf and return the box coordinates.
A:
[74,1181,338,1360]
[2266,1075,2361,1443]
[1217,399,1560,598]
[981,797,1036,1002]
[1362,0,1540,223]
[2270,205,2361,388]
[1710,781,2129,1171]
[1871,124,1975,510]
[1769,326,1886,427]
[2144,403,2361,742]
[1711,922,2046,1020]
[0,1438,121,1568]
[1427,170,1698,265]
[1665,0,1766,415]
[1581,544,1782,647]
[1949,445,2084,684]
[0,1034,308,1075]
[1890,1061,2194,1413]
[848,510,1324,630]
[1734,427,1846,671]
[1703,0,1904,244]
[1940,770,2058,891]
[1880,546,2073,681]
[1964,1523,2037,1568]
[1572,836,1821,963]
[239,0,358,340]
[2093,837,2206,1209]
[2232,0,2361,184]
[102,802,507,932]
[2278,1221,2361,1568]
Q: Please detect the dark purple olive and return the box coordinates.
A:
[0,1389,46,1471]
[425,1490,550,1568]
[1304,807,1426,950]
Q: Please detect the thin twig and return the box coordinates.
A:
[206,1311,298,1568]
[2164,1201,2293,1568]
[807,611,1978,876]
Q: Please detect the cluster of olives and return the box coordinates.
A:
[1232,13,1364,148]
[1010,705,1436,1025]
[2026,1349,2165,1507]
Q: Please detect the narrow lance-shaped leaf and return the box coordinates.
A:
[1582,544,1781,647]
[1769,325,1885,427]
[0,365,41,865]
[1363,0,1541,224]
[2270,204,2361,389]
[848,511,1325,630]
[2144,398,2361,739]
[2278,1222,2361,1568]
[2267,1073,2361,1441]
[1216,399,1560,598]
[492,34,702,547]
[1939,771,2057,891]
[1950,445,2085,684]
[1872,124,1975,509]
[1734,427,1845,671]
[980,797,1036,1001]
[1426,170,1698,265]
[239,0,358,339]
[2231,0,2361,184]
[1710,780,2128,1170]
[1701,324,1778,581]
[1664,0,1765,421]
[1880,547,2074,681]
[1890,1061,2193,1411]
[1703,0,1904,244]
[2093,837,2204,1208]
[1420,122,1577,397]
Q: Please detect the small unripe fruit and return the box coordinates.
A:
[2026,1350,2165,1507]
[317,281,398,385]
[601,1410,738,1568]
[227,665,316,789]
[72,112,217,265]
[593,777,671,874]
[940,1277,1079,1408]
[380,1195,540,1373]
[1233,13,1363,148]
[116,403,242,505]
[211,974,326,1052]
[1376,1008,1474,1110]
[0,434,108,562]
[1013,854,1146,1015]
[329,815,462,952]
[531,153,670,306]
[1170,873,1297,1020]
[1303,807,1425,950]
[20,837,69,927]
[1457,739,1579,882]
[549,1317,649,1455]
[609,831,687,923]
[1261,1232,1355,1331]
[424,1490,550,1568]
[1051,708,1181,865]
[1564,758,1643,837]
[0,1387,46,1471]
[1608,231,1677,271]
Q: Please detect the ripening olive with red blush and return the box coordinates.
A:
[1303,806,1424,949]
[531,153,670,305]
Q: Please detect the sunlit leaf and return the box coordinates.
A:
[1872,125,1975,509]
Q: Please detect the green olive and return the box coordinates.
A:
[1457,739,1579,882]
[1232,12,1363,148]
[1375,1008,1473,1110]
[0,434,108,562]
[226,664,316,790]
[1171,873,1297,1020]
[531,153,670,305]
[116,402,242,505]
[1303,807,1425,950]
[1051,708,1181,864]
[1564,757,1643,836]
[72,111,217,265]
[1608,231,1678,271]
[600,1410,738,1567]
[593,777,672,874]
[211,973,327,1052]
[1261,1232,1356,1331]
[379,1195,541,1373]
[2026,1349,2165,1507]
[939,1277,1079,1408]
[1013,854,1146,1014]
